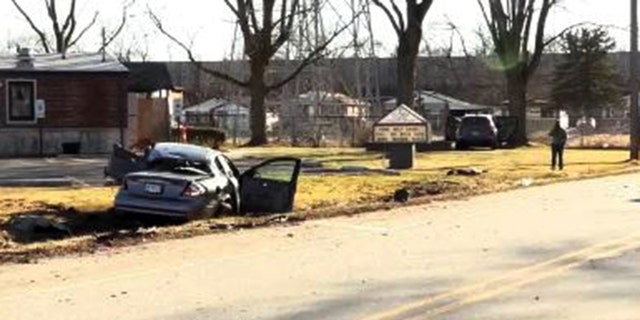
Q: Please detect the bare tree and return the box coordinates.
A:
[114,38,150,63]
[477,0,561,146]
[371,0,434,108]
[151,0,357,145]
[11,0,132,55]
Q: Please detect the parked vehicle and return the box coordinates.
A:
[105,143,301,219]
[456,115,499,149]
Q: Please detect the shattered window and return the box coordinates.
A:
[253,161,297,183]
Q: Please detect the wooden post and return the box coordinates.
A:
[631,0,639,160]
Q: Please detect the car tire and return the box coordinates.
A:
[456,142,467,150]
[215,192,236,217]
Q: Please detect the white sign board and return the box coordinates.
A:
[374,125,427,143]
[35,99,45,119]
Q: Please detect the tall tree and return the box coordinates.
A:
[551,28,622,122]
[371,0,434,108]
[478,0,560,146]
[11,0,131,54]
[631,0,639,160]
[152,0,354,146]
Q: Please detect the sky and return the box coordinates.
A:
[0,0,633,61]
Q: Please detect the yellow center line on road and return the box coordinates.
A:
[357,233,640,320]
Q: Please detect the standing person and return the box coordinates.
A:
[549,121,567,170]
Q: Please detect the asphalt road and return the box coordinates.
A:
[0,157,108,186]
[2,173,640,320]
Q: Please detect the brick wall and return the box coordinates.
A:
[0,72,128,128]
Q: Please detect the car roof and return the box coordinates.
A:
[149,143,220,162]
[462,114,493,118]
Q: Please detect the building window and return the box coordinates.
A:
[6,80,36,123]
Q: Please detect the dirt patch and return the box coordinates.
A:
[0,180,470,264]
[0,212,308,265]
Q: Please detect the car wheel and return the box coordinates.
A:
[215,192,236,217]
[456,142,467,150]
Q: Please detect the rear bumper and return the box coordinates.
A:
[457,136,497,146]
[114,193,212,218]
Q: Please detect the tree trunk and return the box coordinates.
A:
[396,26,422,109]
[247,60,268,146]
[506,72,528,146]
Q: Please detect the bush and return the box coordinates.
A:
[171,126,227,149]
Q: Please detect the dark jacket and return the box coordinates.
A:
[549,126,567,146]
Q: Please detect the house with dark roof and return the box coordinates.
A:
[0,49,128,157]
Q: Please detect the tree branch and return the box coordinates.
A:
[520,0,536,53]
[63,9,77,49]
[527,0,555,76]
[46,0,62,43]
[477,0,499,53]
[99,0,136,51]
[371,0,402,36]
[272,0,301,54]
[389,0,405,31]
[268,9,362,90]
[149,11,249,87]
[61,0,77,33]
[542,22,589,48]
[67,11,99,48]
[224,0,253,40]
[247,0,261,33]
[416,0,434,23]
[11,0,51,53]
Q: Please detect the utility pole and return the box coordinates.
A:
[631,0,639,160]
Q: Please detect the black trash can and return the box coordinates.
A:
[387,143,415,169]
[61,142,81,154]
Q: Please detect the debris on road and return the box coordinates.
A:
[393,188,410,203]
[0,230,12,248]
[7,214,71,242]
[447,167,485,176]
[520,178,534,187]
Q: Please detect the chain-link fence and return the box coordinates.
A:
[187,110,631,149]
[190,112,449,147]
[528,118,629,148]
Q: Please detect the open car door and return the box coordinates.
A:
[104,144,147,183]
[495,116,519,146]
[239,157,301,214]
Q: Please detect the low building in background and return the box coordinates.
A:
[276,91,370,146]
[183,98,260,143]
[383,91,497,137]
[0,49,128,156]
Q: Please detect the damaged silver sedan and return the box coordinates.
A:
[105,143,301,219]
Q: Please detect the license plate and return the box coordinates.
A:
[145,183,162,194]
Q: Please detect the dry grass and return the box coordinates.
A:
[0,187,118,214]
[0,146,638,263]
[566,134,629,149]
[0,146,634,216]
